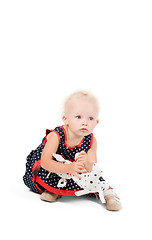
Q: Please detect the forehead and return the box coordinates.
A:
[66,98,98,115]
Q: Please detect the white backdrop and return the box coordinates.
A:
[0,1,152,239]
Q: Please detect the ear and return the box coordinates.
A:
[62,115,68,125]
[96,119,99,125]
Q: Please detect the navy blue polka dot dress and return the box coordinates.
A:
[23,126,94,196]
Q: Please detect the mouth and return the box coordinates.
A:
[80,128,88,132]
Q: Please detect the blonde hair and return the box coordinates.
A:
[63,90,100,115]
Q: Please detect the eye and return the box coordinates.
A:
[75,115,81,119]
[89,117,94,120]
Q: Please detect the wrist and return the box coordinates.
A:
[56,162,71,174]
[65,163,72,174]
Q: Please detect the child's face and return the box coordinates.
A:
[63,98,99,137]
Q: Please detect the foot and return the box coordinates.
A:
[104,189,122,211]
[40,190,62,202]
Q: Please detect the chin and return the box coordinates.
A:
[81,131,91,137]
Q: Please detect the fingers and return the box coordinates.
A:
[74,173,81,179]
[76,163,87,173]
[78,151,86,158]
[76,157,85,163]
[74,169,87,179]
[76,155,86,161]
[75,151,86,160]
[72,161,87,178]
[79,169,87,174]
[77,162,85,169]
[79,151,86,155]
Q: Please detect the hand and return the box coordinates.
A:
[75,151,87,167]
[68,161,87,179]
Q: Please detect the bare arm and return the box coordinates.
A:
[76,136,97,172]
[40,132,67,173]
[41,132,86,177]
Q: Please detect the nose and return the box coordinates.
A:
[82,119,87,126]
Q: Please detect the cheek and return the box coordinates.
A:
[70,120,78,128]
[73,121,79,127]
[90,121,97,128]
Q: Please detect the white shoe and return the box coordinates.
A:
[104,189,122,211]
[40,191,61,202]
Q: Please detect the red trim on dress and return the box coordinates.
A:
[31,126,94,195]
[61,125,84,149]
[32,159,76,194]
[32,160,41,173]
[31,175,43,193]
[42,138,47,145]
[35,176,78,196]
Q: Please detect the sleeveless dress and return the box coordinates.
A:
[23,125,96,196]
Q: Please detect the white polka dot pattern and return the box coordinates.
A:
[23,126,93,194]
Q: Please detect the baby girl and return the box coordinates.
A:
[23,90,122,211]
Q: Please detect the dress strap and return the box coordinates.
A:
[46,129,52,136]
[45,128,61,144]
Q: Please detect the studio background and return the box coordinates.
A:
[0,1,152,239]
